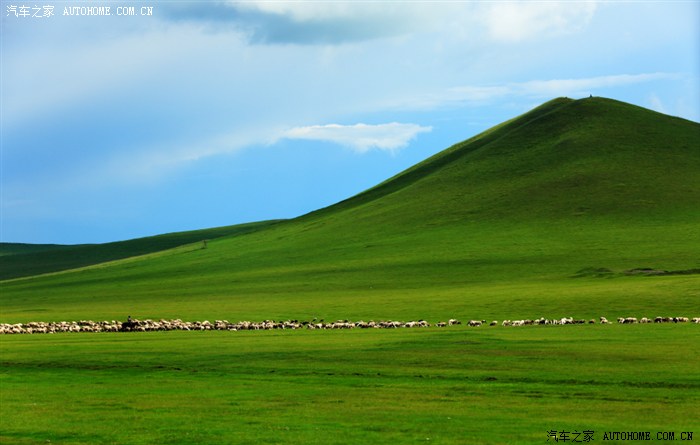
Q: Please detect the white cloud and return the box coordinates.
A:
[481,1,598,42]
[283,123,432,153]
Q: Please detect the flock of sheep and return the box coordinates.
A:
[1,316,698,335]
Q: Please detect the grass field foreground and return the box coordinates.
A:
[1,325,699,444]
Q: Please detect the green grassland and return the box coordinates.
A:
[2,97,698,323]
[1,97,699,444]
[2,325,699,444]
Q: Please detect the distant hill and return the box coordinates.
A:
[0,243,71,257]
[0,221,283,280]
[2,97,699,323]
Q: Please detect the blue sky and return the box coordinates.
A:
[2,1,699,244]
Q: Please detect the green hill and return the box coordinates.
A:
[322,96,698,221]
[2,97,699,323]
[0,220,283,280]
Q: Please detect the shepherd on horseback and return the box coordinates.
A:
[120,315,137,332]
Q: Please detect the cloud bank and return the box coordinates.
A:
[157,1,600,45]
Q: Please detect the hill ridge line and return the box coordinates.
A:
[303,97,576,219]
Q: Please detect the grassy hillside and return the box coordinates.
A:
[2,97,699,323]
[322,97,699,223]
[0,220,283,281]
